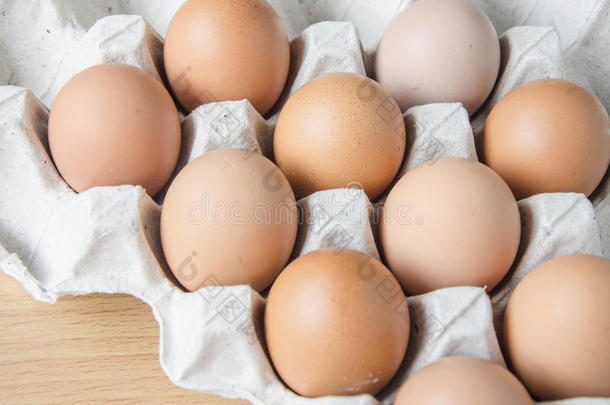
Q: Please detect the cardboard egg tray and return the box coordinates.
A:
[0,1,608,404]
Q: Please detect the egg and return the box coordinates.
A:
[273,72,406,200]
[48,63,181,196]
[375,0,500,115]
[503,254,610,400]
[163,0,290,114]
[160,148,297,292]
[482,79,610,199]
[264,248,409,397]
[380,157,520,295]
[394,356,533,405]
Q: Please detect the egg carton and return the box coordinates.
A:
[0,1,609,404]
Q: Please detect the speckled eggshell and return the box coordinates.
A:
[482,79,610,200]
[273,72,406,200]
[504,254,610,400]
[394,356,533,405]
[160,148,298,292]
[48,63,181,196]
[163,0,290,114]
[264,248,410,397]
[380,157,520,295]
[375,0,500,115]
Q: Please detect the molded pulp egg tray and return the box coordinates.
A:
[0,1,609,404]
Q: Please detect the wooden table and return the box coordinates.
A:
[0,271,250,404]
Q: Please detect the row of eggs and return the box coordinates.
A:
[42,0,610,402]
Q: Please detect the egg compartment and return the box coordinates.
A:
[1,1,609,404]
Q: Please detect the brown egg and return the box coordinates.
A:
[375,0,500,115]
[164,0,290,114]
[394,356,533,405]
[380,158,520,295]
[264,248,410,397]
[48,63,181,196]
[482,79,610,199]
[273,72,406,200]
[504,254,610,400]
[160,148,298,292]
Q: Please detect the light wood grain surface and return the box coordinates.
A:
[0,271,251,405]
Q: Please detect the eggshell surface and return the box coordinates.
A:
[504,254,610,400]
[273,72,406,200]
[160,148,298,292]
[380,157,520,295]
[264,248,410,397]
[482,79,610,199]
[375,0,500,115]
[164,0,290,114]
[394,356,533,405]
[48,63,181,196]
